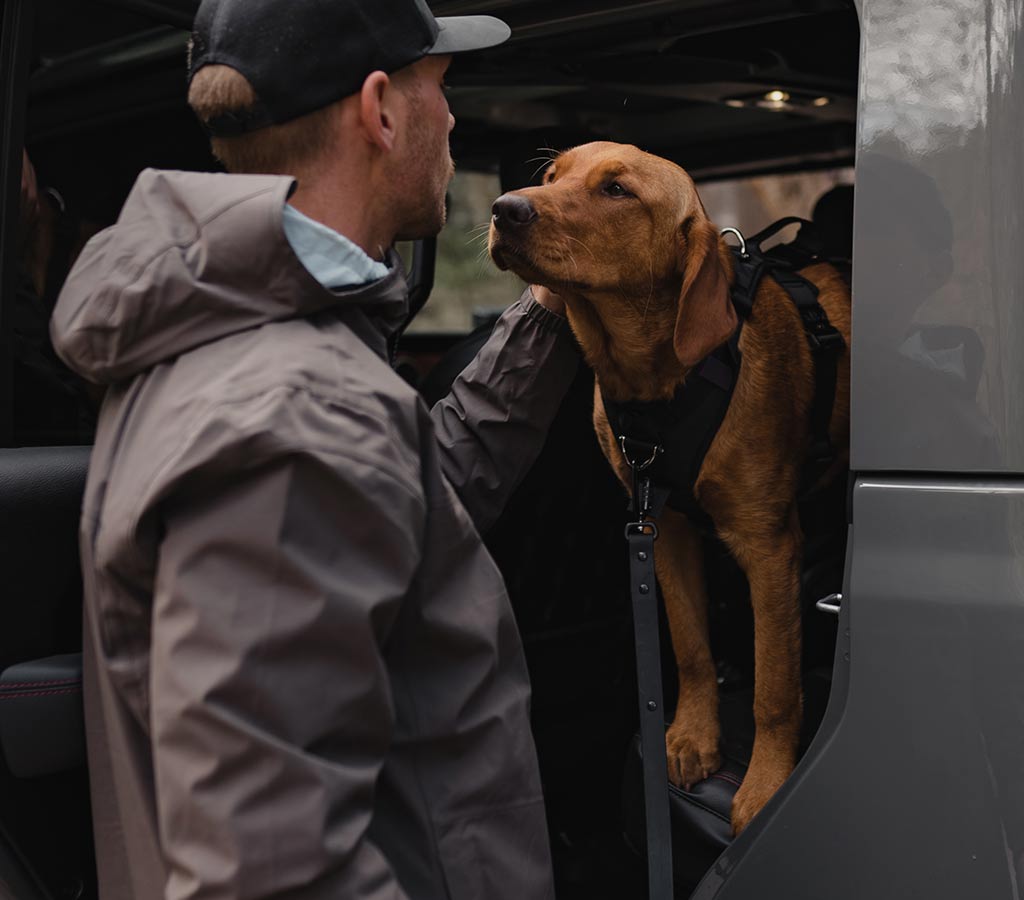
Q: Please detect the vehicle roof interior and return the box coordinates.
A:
[27,0,859,223]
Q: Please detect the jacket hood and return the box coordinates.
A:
[51,169,409,384]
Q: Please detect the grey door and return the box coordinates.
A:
[695,1,1024,897]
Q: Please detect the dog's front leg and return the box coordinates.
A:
[655,508,721,790]
[727,521,803,836]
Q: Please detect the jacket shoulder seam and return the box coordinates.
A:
[121,383,424,540]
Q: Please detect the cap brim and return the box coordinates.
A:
[428,16,511,55]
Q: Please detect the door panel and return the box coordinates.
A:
[694,476,1023,900]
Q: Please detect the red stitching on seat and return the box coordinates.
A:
[0,688,82,699]
[0,678,81,690]
[711,772,742,786]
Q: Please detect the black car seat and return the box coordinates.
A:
[0,445,96,899]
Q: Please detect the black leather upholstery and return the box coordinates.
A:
[0,446,96,898]
[0,446,90,672]
[622,734,742,890]
[0,652,84,778]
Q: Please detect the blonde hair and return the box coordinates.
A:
[187,64,335,174]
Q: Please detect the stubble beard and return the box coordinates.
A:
[394,150,454,241]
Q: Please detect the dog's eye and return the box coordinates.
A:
[603,181,631,198]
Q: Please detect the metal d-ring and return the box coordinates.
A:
[720,226,748,258]
[618,436,661,471]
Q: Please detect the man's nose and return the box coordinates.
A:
[492,194,538,228]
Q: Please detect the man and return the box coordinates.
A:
[50,1,579,897]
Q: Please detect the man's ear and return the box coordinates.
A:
[673,213,736,366]
[359,71,396,152]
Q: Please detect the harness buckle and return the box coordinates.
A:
[806,330,845,352]
[799,307,845,352]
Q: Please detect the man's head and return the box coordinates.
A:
[187,0,508,242]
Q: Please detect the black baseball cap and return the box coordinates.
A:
[189,0,510,137]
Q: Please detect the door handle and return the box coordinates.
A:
[815,592,842,615]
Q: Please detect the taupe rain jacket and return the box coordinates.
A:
[51,170,580,900]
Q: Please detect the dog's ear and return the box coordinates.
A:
[674,214,736,366]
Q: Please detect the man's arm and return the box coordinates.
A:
[431,286,580,533]
[151,445,424,900]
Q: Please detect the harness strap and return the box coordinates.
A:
[730,220,845,473]
[608,217,845,526]
[604,334,739,531]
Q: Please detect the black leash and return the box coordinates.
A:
[620,437,674,900]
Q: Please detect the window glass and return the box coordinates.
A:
[698,167,854,251]
[406,170,525,334]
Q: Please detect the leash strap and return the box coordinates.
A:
[626,519,673,900]
[620,437,674,900]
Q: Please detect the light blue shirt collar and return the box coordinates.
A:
[282,203,390,289]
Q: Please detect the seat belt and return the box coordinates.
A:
[620,438,674,900]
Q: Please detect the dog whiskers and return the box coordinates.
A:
[525,148,560,182]
[530,160,554,181]
[563,234,597,259]
[641,252,655,325]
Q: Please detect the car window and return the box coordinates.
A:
[699,167,854,246]
[405,169,526,334]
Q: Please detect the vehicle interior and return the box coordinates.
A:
[0,0,859,897]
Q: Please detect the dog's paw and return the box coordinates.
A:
[730,762,789,836]
[665,722,720,790]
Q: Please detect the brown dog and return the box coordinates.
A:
[489,141,851,835]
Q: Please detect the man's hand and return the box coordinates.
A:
[531,284,565,317]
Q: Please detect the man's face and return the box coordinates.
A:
[390,55,455,240]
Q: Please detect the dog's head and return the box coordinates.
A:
[489,141,735,366]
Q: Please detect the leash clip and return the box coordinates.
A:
[618,436,662,471]
[619,436,662,523]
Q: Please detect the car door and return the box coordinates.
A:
[691,1,1024,897]
[0,1,97,898]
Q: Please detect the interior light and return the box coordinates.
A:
[725,89,834,111]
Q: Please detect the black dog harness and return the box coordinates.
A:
[603,217,846,529]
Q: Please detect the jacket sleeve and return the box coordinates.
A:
[150,442,424,900]
[431,287,580,533]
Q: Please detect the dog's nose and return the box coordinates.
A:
[492,194,537,228]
